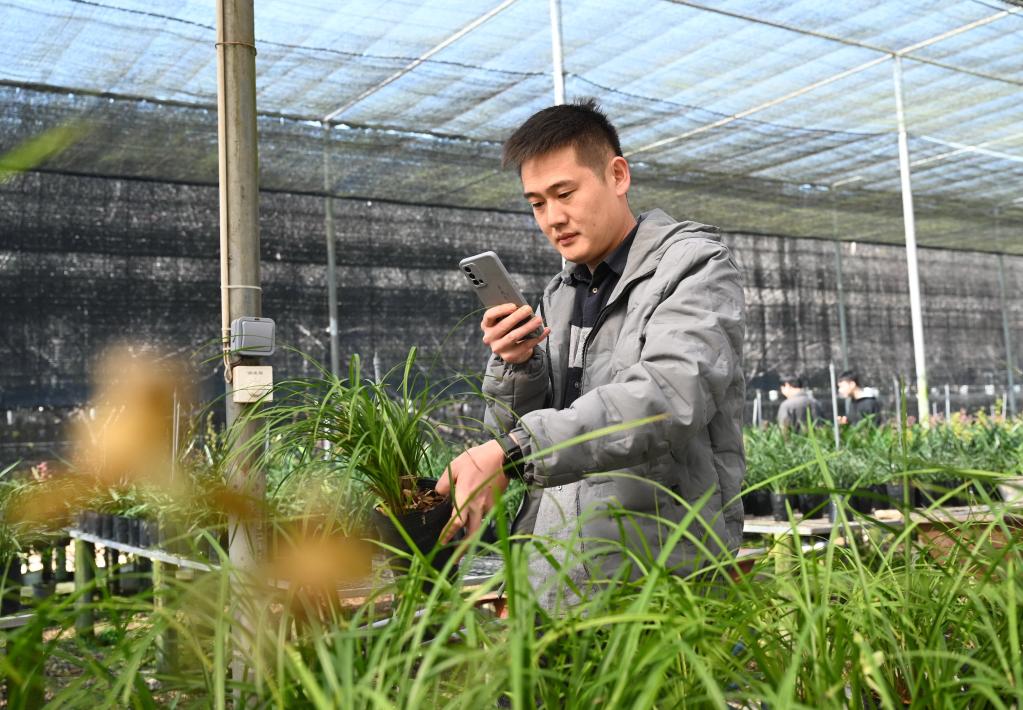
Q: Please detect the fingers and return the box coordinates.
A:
[482,303,527,329]
[486,315,544,355]
[441,509,465,543]
[435,466,453,496]
[481,305,534,344]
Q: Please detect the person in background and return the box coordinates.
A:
[776,374,823,433]
[837,370,884,425]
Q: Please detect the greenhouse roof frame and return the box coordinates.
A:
[0,0,1021,253]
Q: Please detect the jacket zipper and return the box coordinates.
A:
[579,270,653,388]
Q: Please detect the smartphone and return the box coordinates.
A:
[459,251,544,339]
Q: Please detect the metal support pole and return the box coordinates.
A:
[944,383,951,422]
[216,0,262,689]
[893,376,903,439]
[550,0,567,271]
[217,0,262,554]
[549,0,565,105]
[997,253,1017,416]
[323,125,340,378]
[829,362,841,450]
[832,217,850,373]
[892,56,930,425]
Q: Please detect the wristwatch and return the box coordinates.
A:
[497,431,525,479]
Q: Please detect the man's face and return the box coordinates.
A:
[520,144,631,270]
[838,380,855,398]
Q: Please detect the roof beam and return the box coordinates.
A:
[666,0,1023,88]
[830,131,1023,188]
[627,6,1020,158]
[321,0,517,123]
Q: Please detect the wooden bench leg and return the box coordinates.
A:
[74,539,95,640]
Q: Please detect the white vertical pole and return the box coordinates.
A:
[833,240,850,373]
[892,56,930,426]
[944,383,951,422]
[996,252,1017,417]
[829,362,841,450]
[549,0,565,106]
[550,0,567,271]
[322,124,340,379]
[893,376,903,438]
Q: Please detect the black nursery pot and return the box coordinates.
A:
[850,488,875,514]
[798,493,828,519]
[113,515,131,544]
[127,518,141,547]
[101,513,114,540]
[741,489,772,517]
[827,495,845,523]
[884,482,907,509]
[770,492,793,522]
[371,479,460,577]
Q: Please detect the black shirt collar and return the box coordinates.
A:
[569,216,640,286]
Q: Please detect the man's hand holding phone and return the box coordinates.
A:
[482,303,550,364]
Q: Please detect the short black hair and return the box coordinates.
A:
[837,370,858,385]
[780,374,804,388]
[502,99,623,176]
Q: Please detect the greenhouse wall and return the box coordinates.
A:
[1,171,1021,458]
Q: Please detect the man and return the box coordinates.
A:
[436,100,745,605]
[837,370,884,425]
[776,374,823,433]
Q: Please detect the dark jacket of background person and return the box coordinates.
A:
[848,394,883,425]
[776,391,824,432]
[481,209,746,596]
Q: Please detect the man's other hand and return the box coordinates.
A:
[436,440,510,543]
[482,304,550,365]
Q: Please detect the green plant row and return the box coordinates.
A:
[744,416,1023,491]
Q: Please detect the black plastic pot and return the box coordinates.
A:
[1,554,23,614]
[827,495,845,523]
[127,518,141,547]
[798,493,828,518]
[138,519,156,549]
[741,489,771,517]
[113,516,130,544]
[371,479,459,577]
[770,492,794,522]
[101,513,114,540]
[849,488,875,514]
[884,482,907,509]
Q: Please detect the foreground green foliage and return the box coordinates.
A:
[2,465,1021,708]
[2,400,1022,707]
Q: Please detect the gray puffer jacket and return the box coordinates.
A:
[483,209,746,583]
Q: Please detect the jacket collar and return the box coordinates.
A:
[547,209,720,306]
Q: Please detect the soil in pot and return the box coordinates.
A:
[371,479,461,577]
